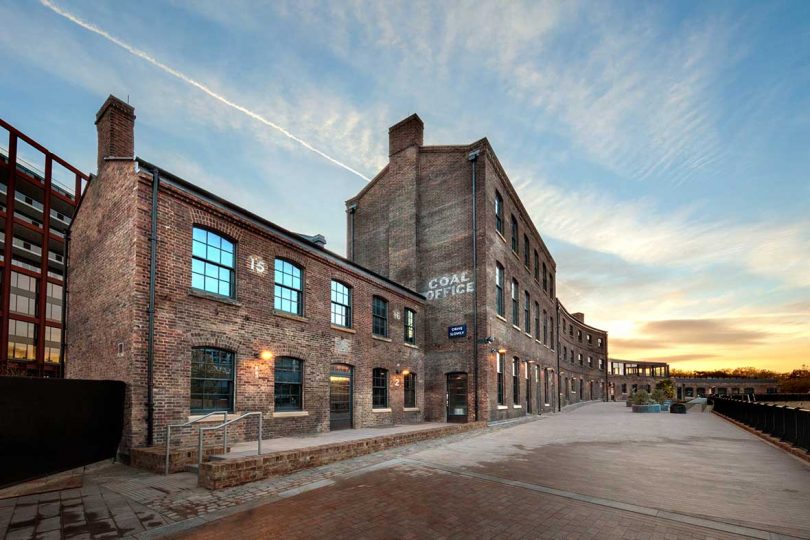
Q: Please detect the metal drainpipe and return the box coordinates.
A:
[556,302,561,412]
[347,203,357,261]
[61,228,71,379]
[468,149,480,422]
[146,168,160,446]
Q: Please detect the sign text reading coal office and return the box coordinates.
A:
[423,271,474,301]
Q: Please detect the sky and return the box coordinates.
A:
[0,0,807,373]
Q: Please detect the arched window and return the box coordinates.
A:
[404,372,416,408]
[190,347,235,413]
[330,280,352,327]
[372,368,388,408]
[192,227,235,298]
[275,357,303,411]
[274,259,303,315]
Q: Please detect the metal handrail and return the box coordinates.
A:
[164,410,228,475]
[198,411,263,469]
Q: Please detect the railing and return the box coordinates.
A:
[754,393,809,402]
[197,411,263,469]
[713,398,810,453]
[164,411,228,475]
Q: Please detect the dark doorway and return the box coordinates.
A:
[526,368,532,413]
[446,372,468,423]
[330,364,353,431]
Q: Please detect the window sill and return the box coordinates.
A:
[372,335,392,343]
[495,230,507,244]
[403,342,419,349]
[273,410,309,418]
[496,314,508,323]
[496,405,509,410]
[372,407,392,413]
[189,288,241,306]
[524,332,532,338]
[331,324,356,334]
[512,404,523,409]
[187,413,237,423]
[512,324,521,332]
[403,407,420,412]
[273,310,308,323]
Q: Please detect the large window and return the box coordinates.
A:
[534,301,540,338]
[511,215,518,253]
[523,291,530,333]
[274,259,303,315]
[404,372,416,408]
[550,275,555,298]
[190,347,234,413]
[542,262,547,291]
[404,308,416,344]
[46,282,63,322]
[274,357,303,411]
[523,235,530,267]
[543,310,548,344]
[495,263,505,317]
[44,326,61,363]
[511,279,519,326]
[330,280,352,327]
[372,368,388,408]
[549,319,555,350]
[8,320,36,360]
[497,352,505,405]
[495,191,504,235]
[512,357,520,404]
[543,368,550,405]
[534,250,539,281]
[192,227,235,298]
[372,296,389,337]
[10,271,38,316]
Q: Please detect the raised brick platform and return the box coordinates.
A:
[131,444,232,474]
[199,422,486,489]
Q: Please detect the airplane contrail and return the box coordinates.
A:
[39,0,372,181]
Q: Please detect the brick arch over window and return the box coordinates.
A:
[189,208,244,242]
[189,333,242,354]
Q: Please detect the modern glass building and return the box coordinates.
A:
[0,119,88,377]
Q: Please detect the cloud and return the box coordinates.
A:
[641,319,769,345]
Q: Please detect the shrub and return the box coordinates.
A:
[650,388,667,404]
[631,389,653,405]
[655,378,676,399]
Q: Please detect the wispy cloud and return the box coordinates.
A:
[39,0,371,181]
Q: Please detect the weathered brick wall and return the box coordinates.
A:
[558,305,609,407]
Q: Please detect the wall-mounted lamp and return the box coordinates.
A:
[401,369,410,376]
[254,350,273,361]
[498,347,507,354]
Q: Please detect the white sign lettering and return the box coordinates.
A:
[423,271,474,301]
[248,255,267,275]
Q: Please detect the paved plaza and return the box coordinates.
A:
[2,402,809,539]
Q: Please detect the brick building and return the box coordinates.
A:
[558,305,609,406]
[67,97,426,458]
[607,359,779,400]
[0,119,88,378]
[347,115,609,423]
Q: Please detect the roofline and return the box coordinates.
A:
[557,299,609,335]
[135,157,425,302]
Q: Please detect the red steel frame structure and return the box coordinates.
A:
[0,118,89,377]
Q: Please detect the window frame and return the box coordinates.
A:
[511,279,519,326]
[511,215,518,253]
[372,296,389,337]
[191,227,236,299]
[190,347,235,414]
[523,291,530,334]
[497,352,505,405]
[274,258,304,316]
[495,263,505,317]
[512,357,520,404]
[372,368,389,408]
[330,280,352,328]
[523,234,530,267]
[404,307,416,345]
[495,191,504,235]
[404,372,416,408]
[534,250,539,282]
[274,357,304,412]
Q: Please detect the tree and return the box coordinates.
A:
[655,378,676,399]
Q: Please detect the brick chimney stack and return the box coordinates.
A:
[95,95,136,172]
[388,114,423,157]
[572,313,585,323]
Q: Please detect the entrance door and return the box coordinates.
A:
[446,373,468,423]
[330,364,353,431]
[526,373,532,413]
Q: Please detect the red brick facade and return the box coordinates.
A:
[347,116,610,423]
[67,97,426,458]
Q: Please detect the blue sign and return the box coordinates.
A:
[448,324,467,338]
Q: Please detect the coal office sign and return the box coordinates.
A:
[448,324,467,338]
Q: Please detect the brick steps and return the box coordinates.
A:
[198,422,486,490]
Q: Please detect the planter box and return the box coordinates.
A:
[631,404,661,413]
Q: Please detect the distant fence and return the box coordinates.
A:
[0,377,125,488]
[713,397,809,453]
[753,393,809,402]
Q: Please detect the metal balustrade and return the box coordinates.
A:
[164,410,228,475]
[713,397,809,452]
[197,411,263,469]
